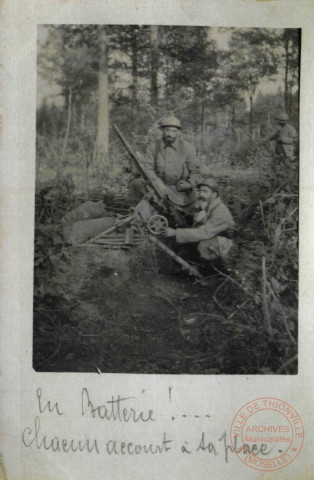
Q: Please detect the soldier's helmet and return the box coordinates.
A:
[197,177,219,195]
[275,112,289,122]
[159,115,181,129]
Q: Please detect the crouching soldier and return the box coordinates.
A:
[162,177,237,268]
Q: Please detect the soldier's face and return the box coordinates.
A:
[198,186,216,203]
[162,127,178,145]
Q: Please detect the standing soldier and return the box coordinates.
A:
[269,112,297,161]
[128,115,202,212]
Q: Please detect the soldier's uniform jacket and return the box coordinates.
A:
[175,197,235,244]
[270,123,297,159]
[145,137,201,188]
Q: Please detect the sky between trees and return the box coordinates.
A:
[37,26,298,109]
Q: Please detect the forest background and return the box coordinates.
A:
[34,26,300,374]
[36,25,299,190]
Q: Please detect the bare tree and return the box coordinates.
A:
[95,26,109,171]
[150,26,159,107]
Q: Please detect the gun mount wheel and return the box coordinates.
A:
[147,215,168,235]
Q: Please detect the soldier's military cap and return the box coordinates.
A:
[159,115,181,129]
[275,112,289,122]
[197,177,219,194]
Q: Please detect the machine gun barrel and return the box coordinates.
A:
[113,123,188,228]
[148,234,203,280]
[113,124,165,199]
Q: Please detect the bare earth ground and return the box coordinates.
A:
[33,244,221,373]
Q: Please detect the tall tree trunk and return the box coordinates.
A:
[164,56,171,109]
[200,99,206,133]
[284,36,290,112]
[95,26,109,174]
[198,98,206,154]
[231,103,236,139]
[150,26,159,108]
[249,94,253,140]
[267,112,271,138]
[131,26,138,121]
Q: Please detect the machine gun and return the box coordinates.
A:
[76,125,203,281]
[113,124,189,228]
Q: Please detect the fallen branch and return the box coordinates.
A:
[193,273,220,285]
[260,180,289,207]
[212,265,255,299]
[220,319,258,333]
[268,282,297,345]
[262,256,272,333]
[228,298,250,320]
[213,278,230,315]
[276,354,298,374]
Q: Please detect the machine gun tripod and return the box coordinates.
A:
[78,201,204,281]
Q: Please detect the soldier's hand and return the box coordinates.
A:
[176,180,191,192]
[161,186,170,196]
[162,227,177,237]
[194,210,207,224]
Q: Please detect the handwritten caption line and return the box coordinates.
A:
[21,388,276,463]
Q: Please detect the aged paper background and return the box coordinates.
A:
[1,0,314,479]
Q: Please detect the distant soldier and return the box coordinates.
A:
[128,115,202,211]
[162,177,237,268]
[269,112,297,161]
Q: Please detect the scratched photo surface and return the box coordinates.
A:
[33,25,300,374]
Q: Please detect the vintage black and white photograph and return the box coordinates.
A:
[33,25,300,374]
